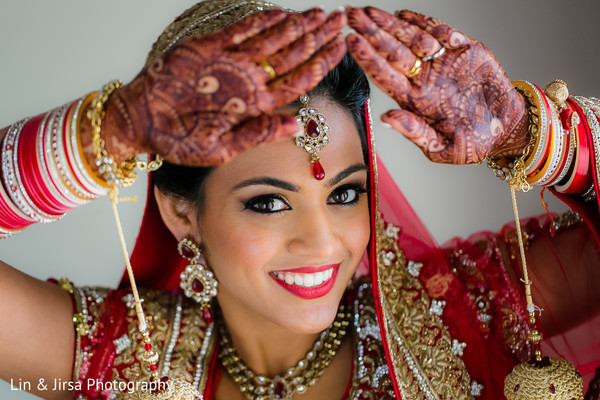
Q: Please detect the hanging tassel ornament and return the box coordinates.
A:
[109,189,204,400]
[503,162,583,399]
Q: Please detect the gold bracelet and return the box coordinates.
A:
[486,84,537,192]
[88,80,162,188]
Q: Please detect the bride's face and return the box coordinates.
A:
[198,99,370,333]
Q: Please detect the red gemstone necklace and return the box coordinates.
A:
[218,302,351,400]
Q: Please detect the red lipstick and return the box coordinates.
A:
[271,264,339,300]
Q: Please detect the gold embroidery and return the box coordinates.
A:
[376,216,475,399]
[348,282,396,399]
[146,0,289,65]
[112,289,210,397]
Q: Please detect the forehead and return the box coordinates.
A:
[208,101,365,186]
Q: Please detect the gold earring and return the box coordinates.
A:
[177,237,218,310]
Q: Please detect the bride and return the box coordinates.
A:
[1,1,599,399]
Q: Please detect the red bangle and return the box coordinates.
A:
[555,98,592,194]
[0,179,34,232]
[18,114,68,215]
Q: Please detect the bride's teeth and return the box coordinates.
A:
[314,271,324,285]
[304,274,315,287]
[274,267,334,288]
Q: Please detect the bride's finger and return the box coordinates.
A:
[396,10,470,50]
[382,109,453,163]
[357,6,441,60]
[346,33,411,106]
[268,36,346,107]
[263,9,346,78]
[218,9,288,48]
[235,7,327,61]
[346,7,418,73]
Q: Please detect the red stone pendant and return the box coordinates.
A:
[192,278,204,293]
[202,307,214,324]
[312,160,325,180]
[273,381,287,399]
[181,243,196,260]
[306,119,320,138]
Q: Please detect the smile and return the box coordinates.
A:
[272,267,334,288]
[270,264,339,299]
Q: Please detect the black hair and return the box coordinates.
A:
[153,53,370,210]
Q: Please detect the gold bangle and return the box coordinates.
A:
[87,80,162,188]
[486,84,538,192]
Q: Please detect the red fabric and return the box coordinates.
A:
[124,179,186,290]
[203,337,221,400]
[77,290,130,399]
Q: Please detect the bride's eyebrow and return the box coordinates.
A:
[231,164,368,192]
[326,164,368,187]
[232,177,300,192]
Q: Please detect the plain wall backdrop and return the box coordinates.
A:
[1,1,599,398]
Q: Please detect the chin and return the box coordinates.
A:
[277,288,347,334]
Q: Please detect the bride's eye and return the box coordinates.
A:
[244,194,291,214]
[328,184,367,206]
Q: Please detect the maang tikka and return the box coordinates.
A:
[178,237,218,310]
[295,94,331,180]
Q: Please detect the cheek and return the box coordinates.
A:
[337,203,371,259]
[202,213,282,274]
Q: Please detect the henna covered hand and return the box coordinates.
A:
[346,7,529,164]
[99,8,347,166]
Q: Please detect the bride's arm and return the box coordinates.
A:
[0,261,74,400]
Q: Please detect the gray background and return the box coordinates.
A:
[1,0,599,398]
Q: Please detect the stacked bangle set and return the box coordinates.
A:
[0,81,162,239]
[0,93,112,238]
[489,80,599,201]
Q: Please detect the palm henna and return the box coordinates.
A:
[346,7,529,164]
[82,8,347,167]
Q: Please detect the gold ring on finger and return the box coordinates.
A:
[406,58,422,79]
[260,59,277,80]
[421,47,445,63]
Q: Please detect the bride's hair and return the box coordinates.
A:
[153,52,370,211]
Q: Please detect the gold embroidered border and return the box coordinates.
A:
[375,216,475,399]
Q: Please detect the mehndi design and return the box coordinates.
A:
[346,7,530,165]
[81,7,347,167]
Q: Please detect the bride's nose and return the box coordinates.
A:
[287,206,338,259]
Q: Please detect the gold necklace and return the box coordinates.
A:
[218,304,352,400]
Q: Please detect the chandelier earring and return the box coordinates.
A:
[178,237,218,310]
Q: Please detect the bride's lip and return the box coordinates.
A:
[270,264,340,300]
